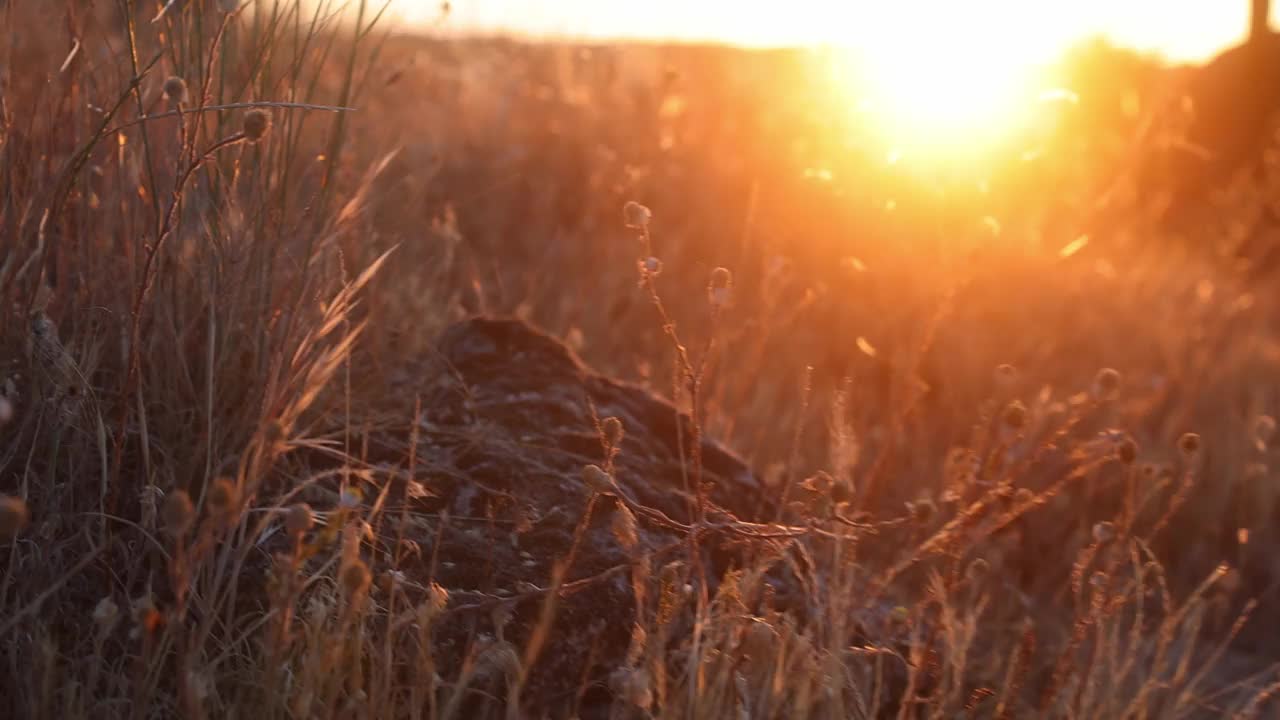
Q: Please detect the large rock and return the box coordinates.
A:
[367,317,775,714]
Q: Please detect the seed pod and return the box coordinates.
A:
[163,76,189,104]
[242,109,271,142]
[1092,521,1116,544]
[708,266,733,307]
[965,558,990,583]
[622,201,651,228]
[601,416,625,447]
[341,559,372,595]
[1002,401,1028,431]
[1117,437,1138,464]
[581,464,615,494]
[1178,432,1201,458]
[207,477,240,521]
[0,495,29,538]
[1092,368,1121,401]
[285,503,314,536]
[162,490,195,537]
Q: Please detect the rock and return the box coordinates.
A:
[364,317,774,715]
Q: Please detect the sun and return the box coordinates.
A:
[831,5,1061,161]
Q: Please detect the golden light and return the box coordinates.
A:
[830,5,1068,162]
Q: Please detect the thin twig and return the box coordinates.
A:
[106,101,356,135]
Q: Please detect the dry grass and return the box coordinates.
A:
[3,2,1280,718]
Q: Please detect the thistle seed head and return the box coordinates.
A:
[162,490,195,537]
[163,76,189,104]
[242,109,271,142]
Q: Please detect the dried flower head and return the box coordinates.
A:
[163,76,189,104]
[908,498,936,524]
[1092,368,1122,401]
[263,419,286,447]
[428,582,450,613]
[1001,401,1028,431]
[207,477,240,520]
[285,503,314,537]
[708,266,732,307]
[801,471,835,496]
[1092,521,1116,544]
[611,503,639,551]
[601,416,625,448]
[581,464,615,495]
[1178,432,1202,458]
[93,596,120,633]
[1254,415,1276,449]
[1117,437,1138,464]
[341,559,372,595]
[0,494,29,538]
[242,109,271,142]
[965,557,990,584]
[162,490,195,537]
[622,201,651,229]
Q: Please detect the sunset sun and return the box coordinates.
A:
[830,6,1063,159]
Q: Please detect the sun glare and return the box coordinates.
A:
[833,6,1061,161]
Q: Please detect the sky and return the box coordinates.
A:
[391,1,1268,62]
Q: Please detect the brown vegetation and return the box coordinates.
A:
[3,1,1280,717]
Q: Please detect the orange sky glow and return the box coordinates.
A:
[392,1,1267,62]
[389,2,1271,161]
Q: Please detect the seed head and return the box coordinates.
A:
[93,596,120,633]
[1178,432,1201,458]
[1254,415,1276,449]
[889,605,911,626]
[163,76,189,104]
[708,266,732,307]
[341,559,372,595]
[1001,401,1028,431]
[908,498,936,524]
[285,503,314,537]
[207,477,240,520]
[1092,368,1122,401]
[428,582,450,613]
[801,471,835,496]
[162,490,195,537]
[242,109,271,142]
[582,464,615,495]
[965,558,990,584]
[622,201,651,229]
[601,416,625,447]
[263,419,286,447]
[1117,437,1138,464]
[611,503,639,551]
[1092,521,1116,544]
[0,495,29,538]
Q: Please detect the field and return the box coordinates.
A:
[3,2,1280,718]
